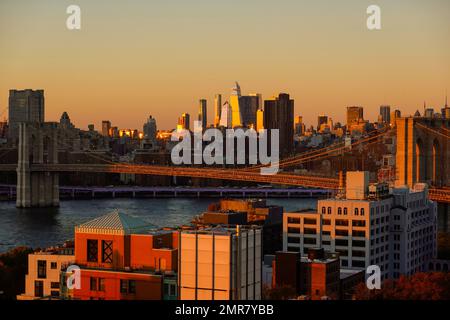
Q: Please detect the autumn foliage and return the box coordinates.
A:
[354,272,450,300]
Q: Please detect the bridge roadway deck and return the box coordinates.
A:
[0,164,448,203]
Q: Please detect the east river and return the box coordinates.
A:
[0,198,449,253]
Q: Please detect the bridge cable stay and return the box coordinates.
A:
[243,127,391,171]
[415,123,450,140]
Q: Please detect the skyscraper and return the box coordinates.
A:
[8,89,45,140]
[379,105,391,124]
[230,82,242,127]
[102,121,111,137]
[198,99,207,130]
[219,102,232,128]
[178,113,190,131]
[263,93,294,157]
[346,106,364,126]
[317,115,328,130]
[256,109,264,132]
[143,115,157,142]
[214,94,222,127]
[294,116,304,135]
[239,94,260,128]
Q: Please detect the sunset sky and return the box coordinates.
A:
[0,0,449,130]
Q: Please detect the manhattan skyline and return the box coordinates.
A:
[1,0,449,129]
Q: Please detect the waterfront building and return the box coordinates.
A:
[70,211,178,300]
[17,244,75,300]
[283,171,437,281]
[178,225,262,300]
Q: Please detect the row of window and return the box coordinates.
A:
[321,207,366,216]
[89,277,137,294]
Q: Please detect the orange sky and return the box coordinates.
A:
[1,0,449,130]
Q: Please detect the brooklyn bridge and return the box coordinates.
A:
[0,116,449,207]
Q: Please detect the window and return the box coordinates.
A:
[352,260,366,268]
[336,219,349,226]
[338,208,342,215]
[353,230,366,237]
[361,208,365,216]
[87,240,98,262]
[34,281,44,298]
[352,240,366,248]
[335,239,348,246]
[288,217,300,224]
[304,238,316,245]
[304,218,316,225]
[288,227,300,234]
[344,208,348,215]
[90,277,98,291]
[354,208,359,216]
[336,229,348,236]
[321,207,326,214]
[304,228,317,235]
[102,240,113,263]
[51,282,60,289]
[129,280,136,294]
[288,237,300,244]
[322,219,331,226]
[327,207,332,214]
[120,280,136,294]
[120,279,128,294]
[352,250,365,258]
[50,290,59,297]
[99,278,105,292]
[352,220,366,227]
[50,262,57,269]
[37,260,47,279]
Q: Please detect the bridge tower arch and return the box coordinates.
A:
[432,138,442,187]
[396,117,449,188]
[16,122,60,208]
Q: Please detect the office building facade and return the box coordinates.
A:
[178,226,262,300]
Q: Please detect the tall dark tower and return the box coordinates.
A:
[263,93,294,157]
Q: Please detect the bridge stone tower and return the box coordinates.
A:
[396,116,450,188]
[16,122,60,208]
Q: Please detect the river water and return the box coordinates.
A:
[0,198,448,253]
[0,198,317,253]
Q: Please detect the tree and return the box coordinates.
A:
[354,272,450,300]
[0,246,34,300]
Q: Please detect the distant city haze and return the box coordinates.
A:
[0,0,449,129]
